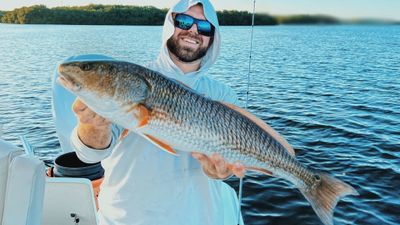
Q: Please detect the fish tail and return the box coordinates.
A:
[300,173,359,225]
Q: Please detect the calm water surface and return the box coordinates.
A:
[0,24,399,225]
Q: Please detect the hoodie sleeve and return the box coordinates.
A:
[71,124,122,163]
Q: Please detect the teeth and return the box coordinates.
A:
[183,38,198,44]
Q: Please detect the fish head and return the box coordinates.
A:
[57,60,150,115]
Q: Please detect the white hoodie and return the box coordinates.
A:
[52,0,244,224]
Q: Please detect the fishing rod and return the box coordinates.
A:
[237,0,256,224]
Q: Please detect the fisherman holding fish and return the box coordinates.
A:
[55,0,359,224]
[54,0,246,224]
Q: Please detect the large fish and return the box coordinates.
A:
[58,60,358,225]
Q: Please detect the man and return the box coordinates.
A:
[53,0,245,224]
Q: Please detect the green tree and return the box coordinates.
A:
[277,15,339,25]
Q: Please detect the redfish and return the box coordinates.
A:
[58,60,358,225]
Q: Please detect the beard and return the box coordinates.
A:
[167,32,209,63]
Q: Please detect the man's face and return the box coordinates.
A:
[167,4,212,63]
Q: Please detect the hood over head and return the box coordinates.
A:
[151,0,221,85]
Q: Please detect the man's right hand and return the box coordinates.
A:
[72,98,112,149]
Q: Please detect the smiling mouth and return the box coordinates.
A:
[182,37,200,45]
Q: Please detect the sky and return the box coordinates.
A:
[0,0,399,21]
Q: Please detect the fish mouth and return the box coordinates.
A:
[57,74,81,92]
[57,64,82,92]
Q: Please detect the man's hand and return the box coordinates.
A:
[72,98,112,149]
[73,98,111,127]
[192,152,246,179]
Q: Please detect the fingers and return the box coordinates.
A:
[230,163,246,178]
[192,152,246,179]
[192,152,216,177]
[72,98,111,127]
[212,154,232,178]
[72,98,87,113]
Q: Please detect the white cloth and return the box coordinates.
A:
[52,0,244,224]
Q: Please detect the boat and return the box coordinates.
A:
[0,138,99,225]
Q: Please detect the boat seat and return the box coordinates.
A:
[42,177,98,225]
[0,139,46,225]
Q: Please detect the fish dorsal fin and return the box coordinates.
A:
[143,134,178,156]
[220,102,295,157]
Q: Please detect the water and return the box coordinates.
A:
[1,24,399,224]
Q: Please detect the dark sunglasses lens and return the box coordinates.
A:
[175,14,214,37]
[197,21,213,36]
[175,14,194,30]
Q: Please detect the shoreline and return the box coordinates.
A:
[1,5,399,26]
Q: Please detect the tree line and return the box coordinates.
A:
[0,5,168,25]
[0,5,342,25]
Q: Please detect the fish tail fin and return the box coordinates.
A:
[300,173,359,225]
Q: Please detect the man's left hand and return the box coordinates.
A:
[192,152,246,179]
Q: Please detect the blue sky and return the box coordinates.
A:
[1,0,399,20]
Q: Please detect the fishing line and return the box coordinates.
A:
[237,0,256,224]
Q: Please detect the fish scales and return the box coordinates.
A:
[144,70,299,178]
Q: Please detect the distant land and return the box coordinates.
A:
[0,5,399,25]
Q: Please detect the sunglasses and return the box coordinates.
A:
[174,13,215,37]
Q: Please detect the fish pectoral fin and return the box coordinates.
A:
[119,128,130,141]
[246,166,274,176]
[219,102,296,157]
[143,134,178,156]
[132,104,150,128]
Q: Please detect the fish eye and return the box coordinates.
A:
[80,63,93,71]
